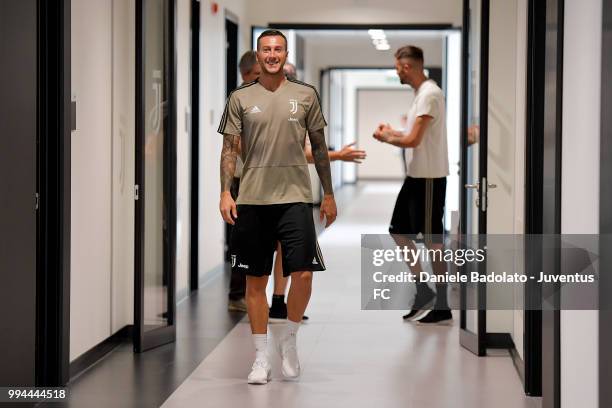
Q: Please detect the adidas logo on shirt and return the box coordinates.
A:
[247,106,262,114]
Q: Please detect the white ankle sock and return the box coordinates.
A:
[253,333,268,361]
[284,319,300,342]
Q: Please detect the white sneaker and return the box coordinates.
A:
[278,338,300,379]
[247,359,272,384]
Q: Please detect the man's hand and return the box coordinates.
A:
[373,123,393,143]
[336,142,367,163]
[319,194,337,228]
[219,191,238,225]
[467,124,480,146]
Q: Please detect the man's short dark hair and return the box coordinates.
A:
[257,29,288,50]
[239,50,258,75]
[394,45,424,65]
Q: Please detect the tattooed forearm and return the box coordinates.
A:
[220,134,240,192]
[308,129,334,195]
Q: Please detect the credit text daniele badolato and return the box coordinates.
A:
[372,271,595,284]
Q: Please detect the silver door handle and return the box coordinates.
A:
[465,183,479,190]
[488,183,497,189]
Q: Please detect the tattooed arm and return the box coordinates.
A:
[219,134,240,224]
[308,128,333,195]
[308,128,337,227]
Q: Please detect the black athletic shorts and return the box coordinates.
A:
[389,176,447,242]
[230,203,326,277]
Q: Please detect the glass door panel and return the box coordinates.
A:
[135,0,176,352]
[459,0,488,356]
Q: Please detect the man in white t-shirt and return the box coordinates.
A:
[373,45,451,325]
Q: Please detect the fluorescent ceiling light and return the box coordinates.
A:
[369,29,389,51]
[368,29,386,38]
[368,29,389,50]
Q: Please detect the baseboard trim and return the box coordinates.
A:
[509,346,526,385]
[486,332,515,349]
[176,287,190,305]
[69,325,133,380]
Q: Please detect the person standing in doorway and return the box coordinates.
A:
[373,45,452,325]
[227,51,262,312]
[218,30,337,384]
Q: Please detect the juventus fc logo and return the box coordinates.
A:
[289,99,298,114]
[231,255,237,268]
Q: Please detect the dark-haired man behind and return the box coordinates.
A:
[227,51,263,313]
[219,30,336,384]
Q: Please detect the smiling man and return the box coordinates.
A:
[218,30,337,384]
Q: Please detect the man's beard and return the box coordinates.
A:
[401,76,414,87]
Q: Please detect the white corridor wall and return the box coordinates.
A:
[198,0,248,281]
[560,0,602,407]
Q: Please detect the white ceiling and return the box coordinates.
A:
[292,28,450,75]
[295,29,450,45]
[294,29,450,58]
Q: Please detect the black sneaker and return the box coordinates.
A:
[415,309,453,325]
[269,303,309,321]
[269,302,287,321]
[402,285,436,321]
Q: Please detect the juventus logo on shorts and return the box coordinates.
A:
[289,99,298,115]
[231,255,237,268]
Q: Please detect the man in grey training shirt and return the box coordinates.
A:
[218,30,337,384]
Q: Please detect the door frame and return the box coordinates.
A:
[521,0,564,403]
[535,1,564,406]
[225,10,239,96]
[518,0,550,398]
[190,0,200,291]
[600,1,612,407]
[458,0,491,357]
[134,0,178,353]
[36,0,72,386]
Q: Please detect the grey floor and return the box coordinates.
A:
[40,265,245,408]
[160,182,541,408]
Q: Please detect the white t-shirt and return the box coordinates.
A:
[404,79,449,178]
